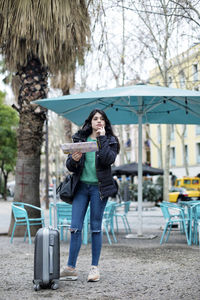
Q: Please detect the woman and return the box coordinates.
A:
[60,109,120,282]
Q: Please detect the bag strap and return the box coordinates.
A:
[56,183,62,194]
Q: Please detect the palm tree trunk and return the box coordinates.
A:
[8,58,48,236]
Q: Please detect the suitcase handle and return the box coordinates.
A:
[49,246,53,274]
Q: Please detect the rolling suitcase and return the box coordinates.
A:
[33,179,60,291]
[33,227,60,291]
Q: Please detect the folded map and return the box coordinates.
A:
[61,142,98,154]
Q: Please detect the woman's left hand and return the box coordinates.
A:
[72,151,82,161]
[96,126,105,136]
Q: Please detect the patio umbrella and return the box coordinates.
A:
[112,162,164,177]
[33,84,200,236]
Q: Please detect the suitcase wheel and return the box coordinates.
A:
[51,283,59,290]
[33,283,41,291]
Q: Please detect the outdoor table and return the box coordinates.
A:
[179,201,199,245]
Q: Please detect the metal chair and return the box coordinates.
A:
[56,202,72,241]
[191,202,200,246]
[114,201,132,233]
[49,202,72,241]
[11,202,45,244]
[159,202,189,245]
[49,202,90,244]
[102,202,117,245]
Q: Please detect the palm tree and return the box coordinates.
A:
[0,0,90,236]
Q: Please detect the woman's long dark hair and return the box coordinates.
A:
[80,109,120,153]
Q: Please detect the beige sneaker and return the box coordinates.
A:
[60,266,78,281]
[87,266,100,282]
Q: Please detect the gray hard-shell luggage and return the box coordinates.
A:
[33,179,60,291]
[33,227,60,291]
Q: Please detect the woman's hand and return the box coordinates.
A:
[72,151,82,161]
[96,126,105,136]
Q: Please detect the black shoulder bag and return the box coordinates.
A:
[56,174,77,204]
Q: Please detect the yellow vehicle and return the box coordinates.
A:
[169,187,200,203]
[175,177,200,190]
[170,177,200,202]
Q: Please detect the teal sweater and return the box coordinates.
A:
[80,137,98,184]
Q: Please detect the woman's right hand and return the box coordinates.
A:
[72,151,82,161]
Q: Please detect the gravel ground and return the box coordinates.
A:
[0,230,200,300]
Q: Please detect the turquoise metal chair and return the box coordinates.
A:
[114,201,132,233]
[11,202,45,245]
[49,202,72,241]
[179,200,200,245]
[102,202,117,245]
[159,202,189,245]
[191,202,200,246]
[49,202,90,244]
[57,202,72,242]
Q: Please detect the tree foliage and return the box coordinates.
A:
[0,92,18,200]
[0,0,90,75]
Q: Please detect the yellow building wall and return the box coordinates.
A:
[149,43,200,173]
[149,43,200,90]
[150,124,200,169]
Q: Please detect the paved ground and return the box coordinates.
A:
[1,199,200,300]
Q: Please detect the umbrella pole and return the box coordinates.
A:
[137,113,143,236]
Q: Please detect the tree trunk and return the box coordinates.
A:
[64,119,72,142]
[62,86,72,142]
[175,125,189,176]
[163,125,171,201]
[158,125,163,169]
[118,125,125,165]
[3,172,8,201]
[177,125,189,176]
[8,58,48,237]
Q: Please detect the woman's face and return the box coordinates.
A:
[91,112,105,131]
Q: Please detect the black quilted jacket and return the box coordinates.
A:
[66,130,119,199]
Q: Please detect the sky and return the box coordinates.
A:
[0,1,199,102]
[0,72,13,104]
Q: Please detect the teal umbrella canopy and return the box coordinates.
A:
[34,84,200,126]
[34,84,200,236]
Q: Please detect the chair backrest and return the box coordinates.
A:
[124,201,131,213]
[56,202,72,225]
[114,201,131,214]
[192,203,200,219]
[160,202,184,219]
[12,203,28,221]
[159,203,171,220]
[104,202,115,221]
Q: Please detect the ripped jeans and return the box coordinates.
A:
[67,182,108,268]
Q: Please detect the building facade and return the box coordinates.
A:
[149,43,200,178]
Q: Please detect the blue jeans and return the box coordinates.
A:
[67,182,107,268]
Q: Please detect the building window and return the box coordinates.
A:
[171,147,176,166]
[182,125,187,137]
[157,126,161,143]
[145,140,151,165]
[168,76,173,88]
[197,143,200,163]
[157,149,161,168]
[196,125,200,135]
[125,132,131,148]
[170,125,175,140]
[179,71,185,88]
[126,150,131,163]
[193,63,198,82]
[184,145,188,163]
